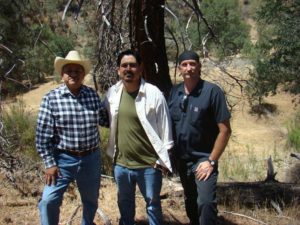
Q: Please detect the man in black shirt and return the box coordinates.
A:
[168,50,232,225]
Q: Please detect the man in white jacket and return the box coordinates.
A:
[105,49,173,225]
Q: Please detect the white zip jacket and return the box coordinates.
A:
[104,79,173,172]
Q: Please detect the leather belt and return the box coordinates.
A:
[57,147,98,157]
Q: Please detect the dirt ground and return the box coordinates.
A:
[1,59,299,224]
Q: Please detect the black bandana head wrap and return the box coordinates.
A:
[178,50,199,65]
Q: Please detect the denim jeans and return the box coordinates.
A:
[177,159,218,225]
[114,165,163,225]
[38,150,101,225]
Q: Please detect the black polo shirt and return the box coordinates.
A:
[168,79,231,161]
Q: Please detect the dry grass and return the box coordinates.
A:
[1,175,299,225]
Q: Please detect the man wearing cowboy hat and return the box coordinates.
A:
[36,50,109,225]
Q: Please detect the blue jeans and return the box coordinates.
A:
[177,159,218,225]
[114,165,163,225]
[38,150,101,225]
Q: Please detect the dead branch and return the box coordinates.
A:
[165,25,179,81]
[275,215,299,223]
[38,38,57,56]
[220,211,267,225]
[66,204,81,225]
[74,0,84,20]
[185,14,194,49]
[182,0,217,41]
[265,156,277,182]
[101,174,114,179]
[143,15,153,45]
[291,153,300,161]
[270,200,282,215]
[34,29,43,47]
[0,201,36,207]
[205,57,248,93]
[0,44,13,54]
[162,4,186,49]
[62,0,73,21]
[97,208,112,225]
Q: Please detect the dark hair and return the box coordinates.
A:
[117,49,142,66]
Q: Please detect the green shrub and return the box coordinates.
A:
[287,112,300,153]
[2,101,38,158]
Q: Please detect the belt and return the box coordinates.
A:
[57,147,98,157]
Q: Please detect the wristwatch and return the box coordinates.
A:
[208,159,216,167]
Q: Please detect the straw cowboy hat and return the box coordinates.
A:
[54,50,91,75]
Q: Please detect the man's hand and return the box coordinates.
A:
[44,166,61,186]
[195,161,214,181]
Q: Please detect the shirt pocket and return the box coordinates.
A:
[189,106,207,126]
[170,106,181,121]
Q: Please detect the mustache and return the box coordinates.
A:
[124,71,134,76]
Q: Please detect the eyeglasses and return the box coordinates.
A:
[120,63,138,68]
[180,95,189,112]
[64,70,84,76]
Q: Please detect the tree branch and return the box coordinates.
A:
[220,211,267,225]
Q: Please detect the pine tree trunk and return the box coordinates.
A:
[131,0,172,97]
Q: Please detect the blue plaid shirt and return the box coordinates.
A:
[36,84,109,168]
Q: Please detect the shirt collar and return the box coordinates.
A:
[59,84,88,97]
[114,78,146,95]
[179,79,204,96]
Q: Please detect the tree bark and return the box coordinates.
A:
[131,0,172,97]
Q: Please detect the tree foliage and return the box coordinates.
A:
[0,0,74,97]
[248,0,300,101]
[164,0,250,60]
[188,0,251,57]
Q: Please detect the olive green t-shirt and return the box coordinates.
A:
[116,89,158,169]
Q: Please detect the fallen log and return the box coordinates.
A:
[217,156,300,207]
[217,180,300,207]
[165,179,300,208]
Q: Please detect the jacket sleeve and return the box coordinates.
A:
[155,91,174,151]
